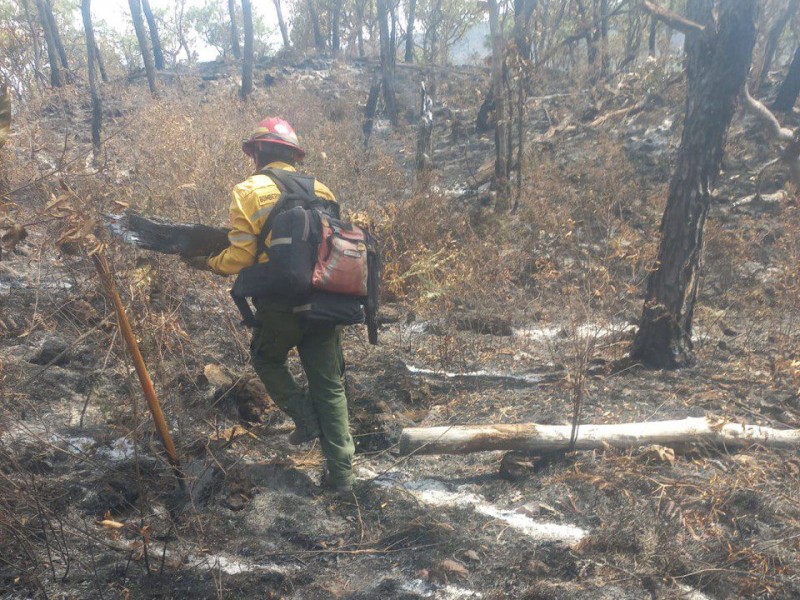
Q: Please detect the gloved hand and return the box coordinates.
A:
[181,255,212,271]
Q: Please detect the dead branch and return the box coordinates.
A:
[642,0,705,36]
[399,416,800,456]
[743,84,794,144]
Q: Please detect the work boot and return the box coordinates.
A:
[288,427,319,446]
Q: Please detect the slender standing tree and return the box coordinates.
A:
[21,0,44,88]
[141,0,165,70]
[36,0,62,87]
[94,41,109,83]
[755,0,798,93]
[273,0,291,52]
[489,0,509,195]
[377,0,398,124]
[240,0,254,99]
[772,46,800,112]
[81,0,102,157]
[332,0,342,54]
[307,0,326,52]
[631,0,758,368]
[228,0,241,59]
[42,0,70,76]
[129,0,157,95]
[405,0,417,62]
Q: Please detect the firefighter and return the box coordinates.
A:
[184,118,355,494]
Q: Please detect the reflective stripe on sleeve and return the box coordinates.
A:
[229,232,257,243]
[269,237,292,246]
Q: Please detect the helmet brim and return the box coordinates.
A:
[242,136,305,160]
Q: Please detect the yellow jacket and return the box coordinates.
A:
[208,162,337,275]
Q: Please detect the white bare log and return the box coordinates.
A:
[398,416,800,456]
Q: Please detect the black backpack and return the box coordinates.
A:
[230,169,380,344]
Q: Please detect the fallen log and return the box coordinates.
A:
[112,211,230,257]
[398,416,800,456]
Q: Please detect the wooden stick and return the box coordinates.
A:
[398,417,800,456]
[92,252,181,472]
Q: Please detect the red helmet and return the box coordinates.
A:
[242,117,305,160]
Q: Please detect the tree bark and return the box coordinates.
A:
[228,0,241,59]
[362,79,381,147]
[415,82,433,179]
[36,0,62,87]
[398,417,800,455]
[755,0,799,93]
[129,0,157,95]
[355,0,366,57]
[43,0,70,73]
[648,15,657,57]
[489,0,509,195]
[141,0,165,70]
[331,0,342,54]
[240,0,254,99]
[377,0,398,125]
[273,0,291,52]
[307,0,326,52]
[81,0,102,156]
[405,0,417,62]
[772,46,800,113]
[21,0,44,88]
[94,41,109,83]
[631,0,757,368]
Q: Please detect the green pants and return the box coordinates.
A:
[250,302,354,487]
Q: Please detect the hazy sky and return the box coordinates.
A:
[89,0,283,60]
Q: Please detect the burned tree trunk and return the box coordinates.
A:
[81,0,102,157]
[362,80,381,147]
[648,16,657,57]
[755,0,798,93]
[631,0,757,369]
[94,41,109,83]
[415,82,433,179]
[42,0,70,76]
[405,0,417,62]
[141,0,165,70]
[489,0,509,195]
[772,46,800,113]
[307,0,326,52]
[377,0,398,126]
[129,0,157,95]
[228,0,241,59]
[331,0,342,54]
[240,0,254,99]
[36,0,62,87]
[273,0,291,52]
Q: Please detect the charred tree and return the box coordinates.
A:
[405,0,417,62]
[755,0,798,93]
[377,0,398,125]
[228,0,241,59]
[42,0,70,76]
[489,0,509,195]
[129,0,157,95]
[21,0,44,88]
[307,0,326,52]
[240,0,254,99]
[94,41,109,83]
[415,82,434,180]
[331,0,342,54]
[81,0,102,157]
[36,0,62,87]
[631,0,757,369]
[648,15,657,56]
[273,0,291,52]
[141,0,165,70]
[772,46,800,113]
[362,79,381,147]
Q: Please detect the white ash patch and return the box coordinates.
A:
[405,365,552,385]
[188,552,297,576]
[362,470,587,546]
[400,578,484,599]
